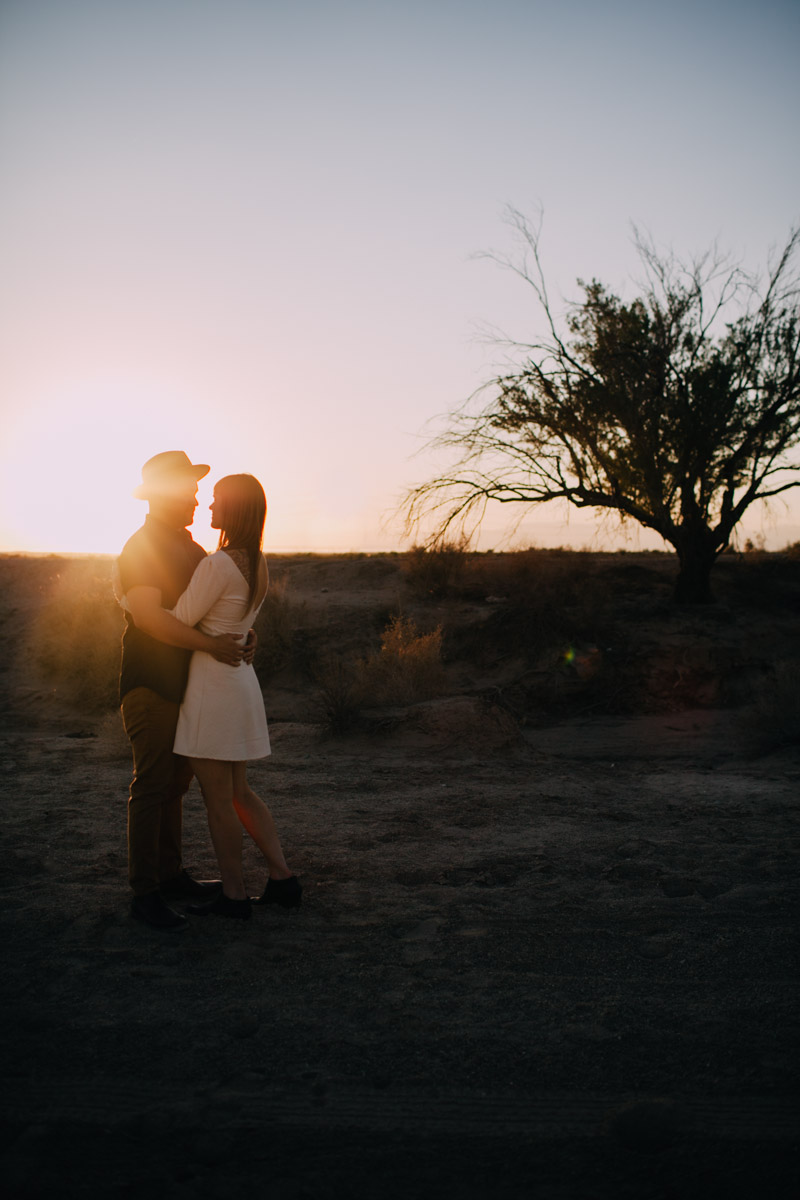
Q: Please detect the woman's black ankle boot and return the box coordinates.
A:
[254,875,302,909]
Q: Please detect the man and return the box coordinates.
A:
[118,451,249,929]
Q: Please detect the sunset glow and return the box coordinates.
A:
[2,1,798,556]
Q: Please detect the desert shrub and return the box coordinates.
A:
[33,561,124,710]
[403,539,470,597]
[783,541,800,560]
[464,547,584,600]
[720,551,800,610]
[454,551,612,665]
[252,576,300,678]
[357,615,446,706]
[739,661,800,753]
[315,655,362,734]
[316,615,447,730]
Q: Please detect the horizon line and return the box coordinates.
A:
[1,545,690,559]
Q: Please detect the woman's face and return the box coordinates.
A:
[209,490,221,529]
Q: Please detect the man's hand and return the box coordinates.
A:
[242,627,258,666]
[210,633,244,666]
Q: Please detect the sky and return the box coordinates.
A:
[1,0,798,555]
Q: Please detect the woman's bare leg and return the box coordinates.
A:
[190,758,247,900]
[231,762,292,879]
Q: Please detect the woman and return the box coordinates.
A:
[169,473,301,919]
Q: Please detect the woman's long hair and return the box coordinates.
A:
[214,474,266,608]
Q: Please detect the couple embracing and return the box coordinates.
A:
[117,450,301,929]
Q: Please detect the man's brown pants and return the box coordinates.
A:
[121,687,193,896]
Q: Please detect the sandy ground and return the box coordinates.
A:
[0,552,798,1199]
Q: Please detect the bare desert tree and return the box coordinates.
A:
[405,212,800,602]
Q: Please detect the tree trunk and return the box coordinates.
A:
[673,543,716,604]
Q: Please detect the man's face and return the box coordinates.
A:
[175,482,199,528]
[151,479,198,528]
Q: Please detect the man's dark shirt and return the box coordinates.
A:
[118,515,207,704]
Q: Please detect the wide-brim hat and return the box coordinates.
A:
[132,451,210,499]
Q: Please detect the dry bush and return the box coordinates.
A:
[33,561,124,710]
[315,655,362,734]
[405,547,614,644]
[739,661,800,753]
[721,551,800,610]
[403,539,470,597]
[316,615,447,731]
[253,576,301,678]
[455,550,611,665]
[461,547,595,601]
[357,615,446,707]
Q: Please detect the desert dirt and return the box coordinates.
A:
[0,549,798,1199]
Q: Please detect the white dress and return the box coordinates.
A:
[171,551,271,761]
